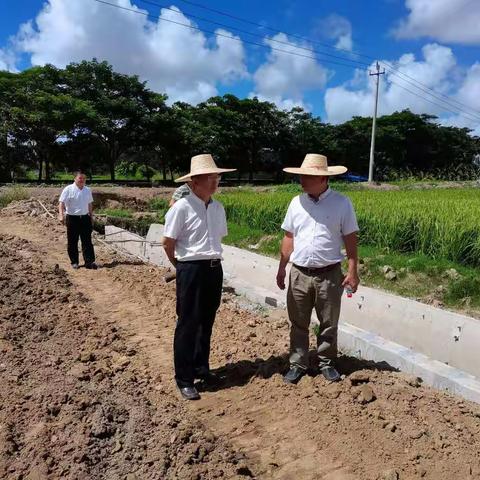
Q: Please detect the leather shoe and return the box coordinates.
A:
[320,365,341,382]
[178,386,200,400]
[283,366,306,384]
[72,263,79,270]
[197,371,220,386]
[85,263,98,270]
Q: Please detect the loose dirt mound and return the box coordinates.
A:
[1,206,480,479]
[0,234,251,479]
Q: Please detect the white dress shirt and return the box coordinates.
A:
[281,188,359,268]
[59,183,93,216]
[164,191,227,261]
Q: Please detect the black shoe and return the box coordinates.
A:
[283,366,306,384]
[85,263,98,270]
[178,386,200,400]
[320,365,341,382]
[197,371,220,386]
[72,263,79,270]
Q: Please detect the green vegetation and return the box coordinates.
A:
[96,208,133,218]
[216,186,480,313]
[0,185,30,208]
[218,187,480,267]
[1,61,479,184]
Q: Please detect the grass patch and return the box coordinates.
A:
[97,208,133,218]
[0,185,30,208]
[218,187,480,267]
[222,221,480,314]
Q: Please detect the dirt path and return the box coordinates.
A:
[2,207,480,480]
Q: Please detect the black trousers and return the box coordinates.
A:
[174,260,223,388]
[66,214,95,265]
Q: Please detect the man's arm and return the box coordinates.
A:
[342,231,359,293]
[276,231,294,290]
[88,202,93,219]
[58,202,66,224]
[162,236,177,268]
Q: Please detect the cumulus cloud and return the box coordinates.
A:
[11,0,247,104]
[316,14,353,51]
[0,47,17,72]
[250,33,330,111]
[394,0,480,45]
[325,44,466,123]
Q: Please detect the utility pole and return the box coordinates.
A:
[368,61,385,183]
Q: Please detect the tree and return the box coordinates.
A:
[63,59,167,181]
[1,65,90,181]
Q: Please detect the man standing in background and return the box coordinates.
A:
[277,154,359,384]
[58,170,97,270]
[169,181,191,207]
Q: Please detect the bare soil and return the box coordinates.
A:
[1,202,480,480]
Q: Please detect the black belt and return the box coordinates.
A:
[293,263,340,275]
[178,259,221,267]
[66,214,90,218]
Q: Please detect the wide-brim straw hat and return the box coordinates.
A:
[283,153,347,176]
[175,154,237,183]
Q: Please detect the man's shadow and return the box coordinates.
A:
[99,260,145,269]
[198,351,396,392]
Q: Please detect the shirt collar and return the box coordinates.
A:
[305,187,331,203]
[190,190,212,206]
[72,182,84,191]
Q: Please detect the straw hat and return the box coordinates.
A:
[283,154,347,176]
[175,154,237,183]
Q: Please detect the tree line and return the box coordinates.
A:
[1,59,479,183]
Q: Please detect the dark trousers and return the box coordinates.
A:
[174,260,223,388]
[66,214,95,265]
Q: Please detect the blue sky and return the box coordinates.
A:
[1,0,479,133]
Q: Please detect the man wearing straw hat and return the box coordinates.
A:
[163,154,236,400]
[277,154,359,384]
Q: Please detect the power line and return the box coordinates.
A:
[173,0,374,61]
[388,78,480,124]
[92,0,480,122]
[384,64,480,119]
[92,0,374,71]
[135,0,371,69]
[171,0,480,118]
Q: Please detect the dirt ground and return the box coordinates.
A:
[1,201,480,480]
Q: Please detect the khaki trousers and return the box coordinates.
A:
[287,263,344,369]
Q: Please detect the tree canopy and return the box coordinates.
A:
[1,60,479,182]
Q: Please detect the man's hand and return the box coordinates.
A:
[342,270,360,293]
[58,214,65,225]
[276,266,287,290]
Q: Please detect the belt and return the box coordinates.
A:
[178,259,221,267]
[293,262,340,275]
[66,214,90,218]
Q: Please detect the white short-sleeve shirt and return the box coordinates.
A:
[164,191,228,261]
[281,188,359,268]
[59,183,94,215]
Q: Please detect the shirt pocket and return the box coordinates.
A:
[314,216,341,239]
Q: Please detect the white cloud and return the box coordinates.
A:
[325,43,480,135]
[325,44,464,123]
[316,14,353,51]
[0,47,17,72]
[394,0,480,45]
[441,63,480,136]
[250,33,330,111]
[11,0,247,104]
